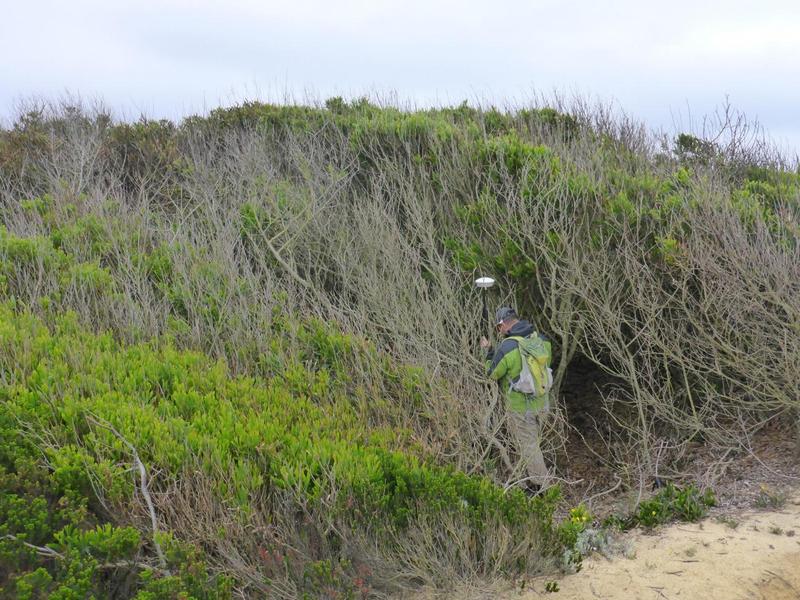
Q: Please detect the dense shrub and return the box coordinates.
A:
[0,96,797,595]
[0,304,564,596]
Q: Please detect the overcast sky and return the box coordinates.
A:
[2,0,799,156]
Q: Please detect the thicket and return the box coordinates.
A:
[0,96,798,596]
[0,304,565,597]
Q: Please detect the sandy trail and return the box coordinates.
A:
[521,493,800,600]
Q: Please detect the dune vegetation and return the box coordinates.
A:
[0,96,797,598]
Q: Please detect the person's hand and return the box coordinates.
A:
[480,336,491,350]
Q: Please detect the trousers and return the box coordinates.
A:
[506,408,548,484]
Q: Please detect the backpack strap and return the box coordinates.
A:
[508,334,536,343]
[508,335,529,341]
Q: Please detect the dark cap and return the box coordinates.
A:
[495,306,517,325]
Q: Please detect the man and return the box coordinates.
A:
[480,306,550,489]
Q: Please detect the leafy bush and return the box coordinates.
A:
[602,484,716,531]
[0,303,567,596]
[1,96,797,595]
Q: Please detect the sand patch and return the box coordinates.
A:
[519,494,800,600]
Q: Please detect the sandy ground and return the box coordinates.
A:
[519,492,800,600]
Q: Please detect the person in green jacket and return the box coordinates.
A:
[480,306,550,489]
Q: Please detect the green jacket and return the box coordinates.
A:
[485,320,548,413]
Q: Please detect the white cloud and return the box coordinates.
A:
[1,0,798,154]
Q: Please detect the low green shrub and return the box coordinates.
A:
[602,483,716,531]
[0,303,567,595]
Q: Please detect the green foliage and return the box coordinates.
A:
[556,505,593,573]
[557,504,592,549]
[0,227,67,301]
[605,483,716,530]
[0,227,65,270]
[478,133,556,182]
[2,97,795,595]
[135,534,232,599]
[108,118,187,195]
[655,236,683,266]
[0,303,568,595]
[0,399,224,598]
[0,111,55,191]
[50,215,112,262]
[142,243,173,285]
[674,133,717,165]
[200,101,328,132]
[62,261,114,292]
[544,580,560,592]
[19,194,55,219]
[754,484,786,509]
